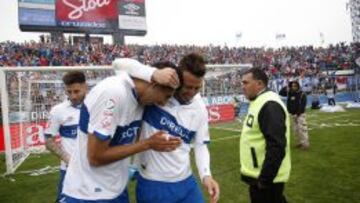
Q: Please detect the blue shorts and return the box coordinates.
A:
[62,189,129,203]
[136,174,205,203]
[56,169,66,203]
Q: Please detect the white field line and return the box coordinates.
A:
[307,114,353,122]
[212,134,240,142]
[211,126,242,133]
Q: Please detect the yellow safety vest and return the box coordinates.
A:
[240,91,291,182]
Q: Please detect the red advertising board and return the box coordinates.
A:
[56,0,118,22]
[0,121,50,152]
[207,104,235,123]
[0,125,4,152]
[0,104,235,152]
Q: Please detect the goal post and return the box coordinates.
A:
[0,63,251,174]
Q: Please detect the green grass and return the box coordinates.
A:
[1,109,360,203]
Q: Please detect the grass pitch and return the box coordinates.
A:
[1,109,360,203]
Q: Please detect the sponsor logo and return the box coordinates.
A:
[30,111,49,121]
[120,126,140,139]
[159,117,191,141]
[110,121,141,146]
[208,106,221,122]
[123,3,140,15]
[25,125,45,146]
[62,0,111,20]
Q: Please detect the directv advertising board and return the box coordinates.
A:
[19,0,146,35]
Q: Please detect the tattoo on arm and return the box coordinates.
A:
[45,137,70,164]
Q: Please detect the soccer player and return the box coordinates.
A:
[62,65,182,202]
[114,53,220,203]
[44,71,87,203]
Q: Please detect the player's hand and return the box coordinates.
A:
[203,176,220,203]
[147,131,182,152]
[63,153,70,165]
[152,68,179,89]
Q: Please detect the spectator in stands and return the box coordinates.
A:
[324,78,337,106]
[311,87,321,109]
[1,40,359,99]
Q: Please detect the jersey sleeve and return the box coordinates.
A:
[87,90,121,141]
[44,107,61,138]
[112,58,156,82]
[194,103,210,145]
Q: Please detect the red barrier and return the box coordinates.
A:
[0,121,47,152]
[0,125,4,152]
[0,104,235,152]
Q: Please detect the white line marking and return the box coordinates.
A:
[212,135,240,142]
[211,127,242,133]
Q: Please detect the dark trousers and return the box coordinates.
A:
[328,98,336,106]
[249,183,287,203]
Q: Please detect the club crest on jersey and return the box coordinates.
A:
[105,99,116,110]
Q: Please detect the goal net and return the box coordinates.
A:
[0,63,251,174]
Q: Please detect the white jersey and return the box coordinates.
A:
[63,73,143,200]
[137,94,210,182]
[44,100,80,170]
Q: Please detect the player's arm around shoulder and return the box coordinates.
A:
[112,58,179,88]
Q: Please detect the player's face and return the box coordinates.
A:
[175,71,203,103]
[241,73,261,101]
[65,83,87,106]
[141,85,174,106]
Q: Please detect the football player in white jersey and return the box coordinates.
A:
[62,66,181,203]
[113,53,220,203]
[44,71,87,203]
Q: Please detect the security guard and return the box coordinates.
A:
[240,68,291,203]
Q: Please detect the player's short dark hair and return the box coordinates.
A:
[243,67,268,86]
[151,61,177,70]
[62,71,86,86]
[178,53,206,78]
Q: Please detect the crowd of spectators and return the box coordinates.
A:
[1,40,359,72]
[1,40,359,119]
